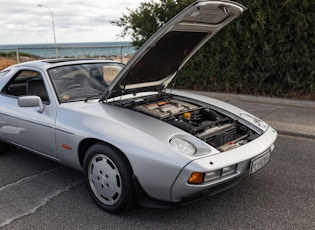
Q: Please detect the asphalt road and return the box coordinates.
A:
[0,134,314,230]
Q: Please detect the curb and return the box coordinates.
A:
[275,130,315,139]
[266,122,315,139]
[188,91,315,139]
[191,91,315,109]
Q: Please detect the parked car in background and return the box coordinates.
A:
[0,0,277,213]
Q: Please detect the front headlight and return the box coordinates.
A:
[170,137,196,155]
[240,113,268,130]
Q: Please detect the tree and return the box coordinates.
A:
[112,0,194,48]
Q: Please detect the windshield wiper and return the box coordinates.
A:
[84,93,103,102]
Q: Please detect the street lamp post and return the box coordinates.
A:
[38,5,58,58]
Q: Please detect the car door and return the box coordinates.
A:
[0,67,58,160]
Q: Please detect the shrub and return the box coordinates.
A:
[178,0,315,99]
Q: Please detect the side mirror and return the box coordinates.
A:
[18,96,44,113]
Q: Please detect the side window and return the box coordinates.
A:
[2,70,50,104]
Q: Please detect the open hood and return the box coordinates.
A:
[100,0,246,102]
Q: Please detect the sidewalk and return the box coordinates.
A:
[192,91,315,139]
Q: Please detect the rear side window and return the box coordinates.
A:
[1,70,50,104]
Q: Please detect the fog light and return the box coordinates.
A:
[221,165,236,176]
[204,170,221,182]
[188,172,204,184]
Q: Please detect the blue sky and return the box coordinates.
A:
[0,0,151,44]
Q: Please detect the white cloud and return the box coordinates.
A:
[0,0,149,44]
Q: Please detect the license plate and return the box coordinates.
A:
[250,151,271,175]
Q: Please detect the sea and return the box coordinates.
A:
[0,41,135,59]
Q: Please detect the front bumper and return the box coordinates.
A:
[133,172,246,209]
[171,126,277,202]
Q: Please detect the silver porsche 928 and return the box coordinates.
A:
[0,0,277,213]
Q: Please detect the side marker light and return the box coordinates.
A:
[61,144,72,150]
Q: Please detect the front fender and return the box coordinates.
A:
[55,102,203,201]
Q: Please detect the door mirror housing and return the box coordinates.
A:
[18,96,44,113]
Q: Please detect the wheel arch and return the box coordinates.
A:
[78,138,133,174]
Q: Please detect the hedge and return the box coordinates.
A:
[177,0,315,99]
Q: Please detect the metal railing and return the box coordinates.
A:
[0,44,135,64]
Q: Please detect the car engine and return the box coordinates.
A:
[111,94,259,152]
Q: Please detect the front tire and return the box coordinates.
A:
[83,143,135,213]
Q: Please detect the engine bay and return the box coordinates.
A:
[111,94,259,152]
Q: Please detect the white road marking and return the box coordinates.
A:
[0,167,83,228]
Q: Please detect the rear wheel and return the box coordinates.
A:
[0,141,9,154]
[83,143,135,213]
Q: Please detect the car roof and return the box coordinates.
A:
[11,58,121,70]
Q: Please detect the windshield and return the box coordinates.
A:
[48,62,123,103]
